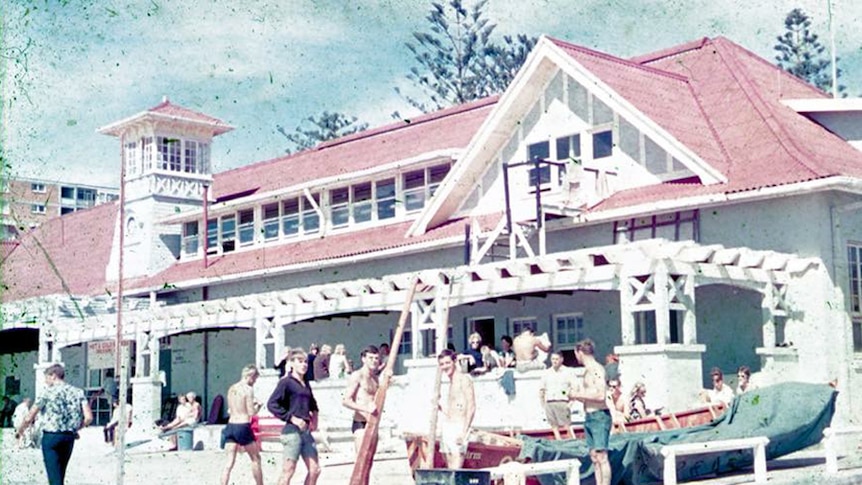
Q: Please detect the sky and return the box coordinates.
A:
[2,0,860,188]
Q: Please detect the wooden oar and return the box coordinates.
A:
[349,278,419,485]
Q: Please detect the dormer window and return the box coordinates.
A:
[403,163,451,213]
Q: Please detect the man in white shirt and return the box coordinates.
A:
[539,352,576,440]
[701,367,734,405]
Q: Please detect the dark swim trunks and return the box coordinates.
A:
[352,420,367,433]
[223,422,256,446]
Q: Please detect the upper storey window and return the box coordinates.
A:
[403,164,450,213]
[125,136,210,177]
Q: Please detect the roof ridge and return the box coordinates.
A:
[711,38,823,179]
[630,37,710,65]
[317,95,499,150]
[711,36,828,99]
[215,96,499,181]
[547,36,689,83]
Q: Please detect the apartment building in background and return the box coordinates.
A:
[1,176,119,239]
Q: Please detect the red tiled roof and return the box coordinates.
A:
[549,37,729,177]
[136,216,482,291]
[574,36,862,211]
[147,99,231,127]
[1,203,118,302]
[212,97,497,200]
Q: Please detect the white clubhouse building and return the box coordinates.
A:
[2,35,861,433]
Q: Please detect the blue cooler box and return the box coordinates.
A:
[414,469,491,485]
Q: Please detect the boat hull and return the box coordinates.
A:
[405,402,726,472]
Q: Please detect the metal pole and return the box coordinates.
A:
[202,184,209,268]
[827,0,838,98]
[502,162,512,235]
[534,157,542,230]
[115,134,127,483]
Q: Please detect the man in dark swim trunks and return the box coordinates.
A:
[342,345,381,454]
[221,364,263,485]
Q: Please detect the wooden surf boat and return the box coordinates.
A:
[405,402,726,472]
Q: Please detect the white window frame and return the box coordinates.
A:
[31,204,46,214]
[237,209,255,246]
[510,317,538,336]
[182,221,199,257]
[31,183,46,193]
[553,313,585,351]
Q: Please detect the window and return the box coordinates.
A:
[238,209,254,245]
[142,137,154,172]
[125,141,138,176]
[206,219,218,254]
[302,193,320,233]
[421,327,454,357]
[554,314,584,349]
[31,183,46,193]
[182,222,199,256]
[402,163,451,213]
[184,141,198,173]
[330,187,350,228]
[77,188,96,206]
[60,207,75,215]
[157,137,182,171]
[376,179,396,220]
[352,182,373,224]
[31,204,46,214]
[850,244,862,352]
[403,169,426,212]
[614,210,699,244]
[511,317,537,336]
[282,198,300,237]
[527,141,550,161]
[593,130,613,159]
[555,134,581,160]
[221,215,236,252]
[634,311,657,344]
[61,186,74,200]
[528,165,551,188]
[391,328,412,356]
[262,203,280,240]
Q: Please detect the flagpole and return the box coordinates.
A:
[115,133,127,484]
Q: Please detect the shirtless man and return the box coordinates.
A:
[221,365,263,485]
[513,328,551,372]
[437,348,476,469]
[569,339,611,485]
[342,345,381,454]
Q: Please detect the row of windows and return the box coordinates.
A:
[182,163,451,257]
[124,137,211,176]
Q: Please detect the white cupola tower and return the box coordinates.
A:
[99,97,233,280]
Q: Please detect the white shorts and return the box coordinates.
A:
[440,422,468,455]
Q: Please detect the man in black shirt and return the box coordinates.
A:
[267,348,321,485]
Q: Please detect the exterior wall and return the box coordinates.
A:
[163,329,255,417]
[0,351,38,400]
[107,195,190,282]
[695,284,764,385]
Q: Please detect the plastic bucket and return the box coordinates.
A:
[176,429,194,451]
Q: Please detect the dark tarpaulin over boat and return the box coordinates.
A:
[518,382,837,485]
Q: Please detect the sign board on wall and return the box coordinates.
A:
[87,340,131,369]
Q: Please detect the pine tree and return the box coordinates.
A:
[277,112,369,154]
[398,0,537,112]
[774,8,844,95]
